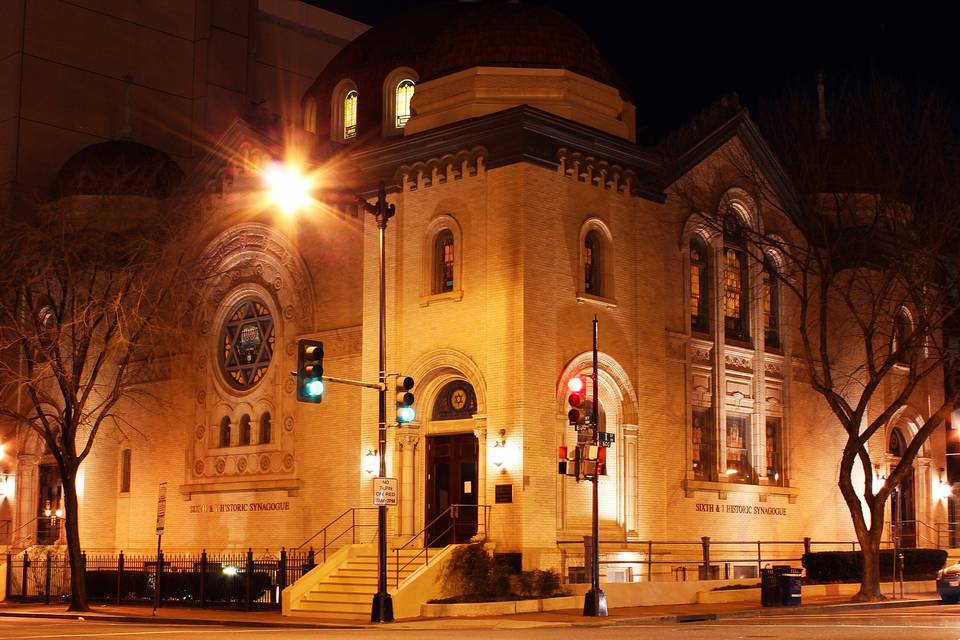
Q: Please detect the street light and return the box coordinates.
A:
[264,161,396,623]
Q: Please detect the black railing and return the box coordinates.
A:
[4,548,313,610]
[295,507,378,563]
[392,504,491,588]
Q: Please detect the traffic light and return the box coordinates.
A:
[297,339,324,402]
[567,376,593,427]
[396,376,415,423]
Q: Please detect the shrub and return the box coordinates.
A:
[440,543,567,602]
[802,548,947,583]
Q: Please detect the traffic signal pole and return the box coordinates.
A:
[583,315,608,616]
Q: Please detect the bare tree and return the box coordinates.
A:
[0,189,199,611]
[673,79,960,601]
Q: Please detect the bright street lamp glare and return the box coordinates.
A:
[265,162,312,214]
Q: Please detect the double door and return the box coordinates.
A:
[425,433,478,547]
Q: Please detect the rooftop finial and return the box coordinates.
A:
[816,71,830,141]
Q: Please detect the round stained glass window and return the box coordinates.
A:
[220,298,275,390]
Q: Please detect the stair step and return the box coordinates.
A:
[301,595,372,610]
[289,606,369,621]
[311,583,378,595]
[304,590,376,603]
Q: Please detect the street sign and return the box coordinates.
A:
[155,482,167,534]
[373,478,398,506]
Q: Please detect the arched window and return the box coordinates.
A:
[690,236,709,333]
[343,90,358,140]
[584,230,602,296]
[432,380,478,421]
[763,257,780,349]
[723,212,750,342]
[303,97,317,134]
[434,229,455,294]
[239,414,251,446]
[395,79,415,128]
[894,308,913,365]
[259,412,272,444]
[889,428,907,457]
[219,416,231,448]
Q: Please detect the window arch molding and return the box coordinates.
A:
[892,305,918,365]
[577,217,615,304]
[422,214,463,302]
[330,79,359,143]
[719,189,761,235]
[382,67,419,136]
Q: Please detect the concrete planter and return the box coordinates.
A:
[696,580,937,604]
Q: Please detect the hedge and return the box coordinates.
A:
[802,549,947,583]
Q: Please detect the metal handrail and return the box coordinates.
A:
[295,507,378,563]
[392,503,490,588]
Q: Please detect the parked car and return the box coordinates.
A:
[937,563,960,603]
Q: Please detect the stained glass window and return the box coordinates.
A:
[724,248,748,340]
[344,90,358,139]
[690,236,709,333]
[692,407,712,480]
[584,230,602,295]
[432,380,478,420]
[725,414,753,483]
[220,298,275,390]
[765,417,782,485]
[435,229,454,293]
[763,258,779,349]
[889,428,906,457]
[396,79,415,128]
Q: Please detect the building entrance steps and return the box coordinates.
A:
[282,542,462,621]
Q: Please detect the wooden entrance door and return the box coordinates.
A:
[894,469,917,548]
[425,433,478,547]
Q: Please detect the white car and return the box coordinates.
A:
[937,563,960,603]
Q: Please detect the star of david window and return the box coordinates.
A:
[220,298,275,390]
[432,380,478,421]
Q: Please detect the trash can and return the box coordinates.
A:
[760,565,792,607]
[780,571,802,606]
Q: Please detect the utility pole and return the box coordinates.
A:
[583,316,607,616]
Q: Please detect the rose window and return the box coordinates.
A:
[220,298,275,390]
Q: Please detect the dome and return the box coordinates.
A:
[419,3,619,87]
[304,2,623,144]
[53,140,183,199]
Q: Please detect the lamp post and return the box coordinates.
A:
[266,166,396,622]
[357,183,395,624]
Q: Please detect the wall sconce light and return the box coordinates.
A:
[937,467,953,501]
[491,430,507,469]
[363,449,379,475]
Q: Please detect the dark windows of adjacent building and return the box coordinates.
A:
[220,298,275,390]
[219,416,231,448]
[725,414,753,484]
[259,412,272,444]
[765,417,783,486]
[434,229,455,294]
[692,407,713,480]
[343,90,358,139]
[763,257,780,349]
[239,414,252,446]
[584,230,602,296]
[894,307,913,365]
[120,448,132,493]
[690,236,709,333]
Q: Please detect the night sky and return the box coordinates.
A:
[306,1,958,139]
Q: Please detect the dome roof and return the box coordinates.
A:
[419,3,619,86]
[305,2,623,144]
[53,140,183,199]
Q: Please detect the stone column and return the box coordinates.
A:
[473,417,487,531]
[397,426,420,536]
[622,424,638,534]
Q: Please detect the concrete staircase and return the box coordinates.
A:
[283,542,457,621]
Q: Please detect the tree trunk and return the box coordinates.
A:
[853,503,886,602]
[62,475,89,612]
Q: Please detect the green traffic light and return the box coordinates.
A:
[305,379,324,397]
[398,406,415,423]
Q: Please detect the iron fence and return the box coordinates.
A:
[4,548,315,609]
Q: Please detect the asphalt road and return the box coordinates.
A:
[2,606,960,639]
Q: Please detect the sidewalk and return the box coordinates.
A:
[0,592,943,630]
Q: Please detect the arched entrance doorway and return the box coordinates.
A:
[889,428,917,548]
[425,380,479,547]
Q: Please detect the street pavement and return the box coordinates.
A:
[0,594,953,638]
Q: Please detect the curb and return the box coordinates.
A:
[0,610,362,629]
